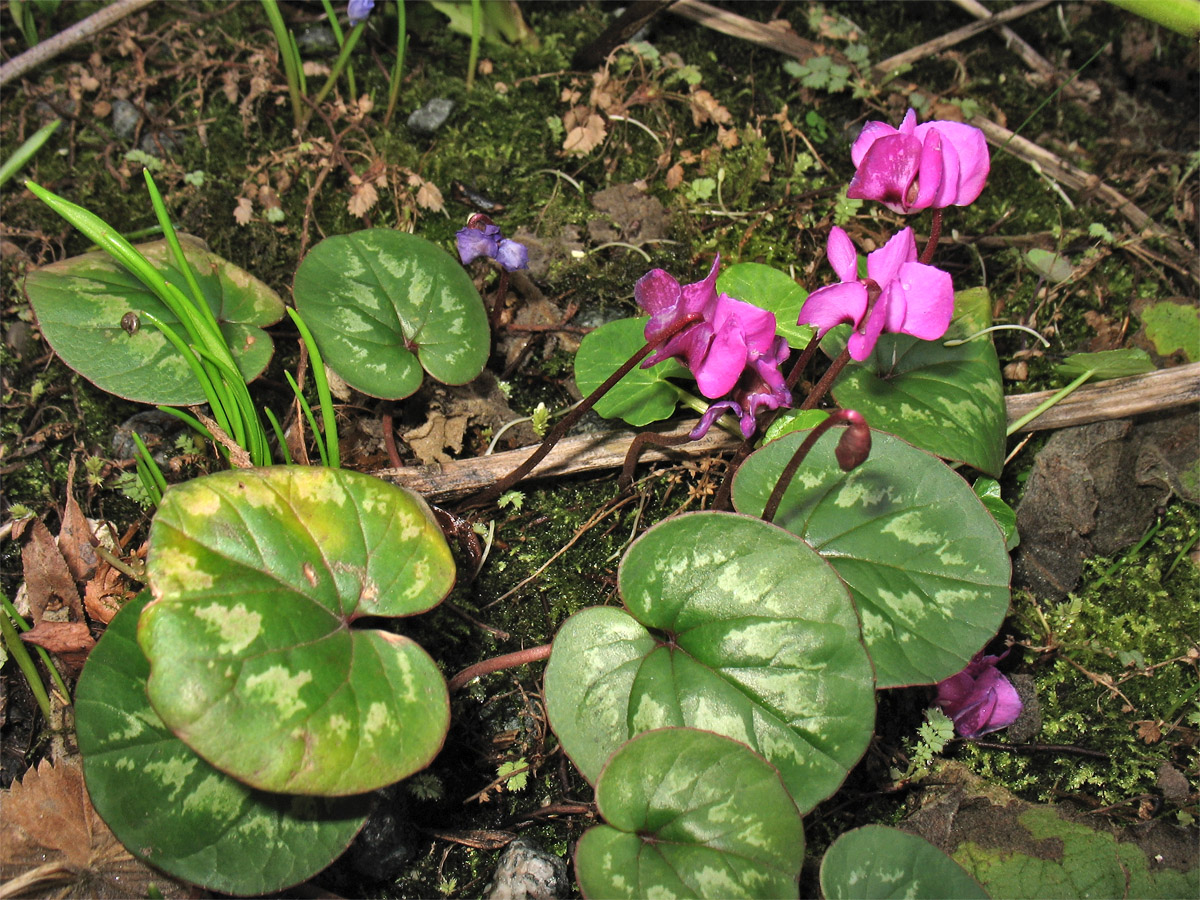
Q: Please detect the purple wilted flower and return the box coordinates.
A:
[846,108,990,214]
[456,213,527,271]
[797,226,954,362]
[936,652,1022,738]
[348,0,375,26]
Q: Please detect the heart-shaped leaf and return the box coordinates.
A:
[545,511,875,813]
[575,728,805,900]
[139,466,455,795]
[823,292,1006,476]
[716,262,814,348]
[292,229,489,399]
[821,826,988,900]
[574,316,690,426]
[25,237,284,405]
[76,592,370,896]
[732,429,1011,688]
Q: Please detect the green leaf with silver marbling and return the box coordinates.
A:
[732,429,1011,688]
[823,288,1006,476]
[25,237,284,405]
[139,466,455,795]
[545,511,875,813]
[576,728,805,900]
[821,826,988,900]
[292,229,489,399]
[76,592,370,895]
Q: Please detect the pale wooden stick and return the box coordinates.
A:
[970,116,1197,277]
[872,0,1053,79]
[377,364,1200,501]
[0,0,156,88]
[667,0,849,66]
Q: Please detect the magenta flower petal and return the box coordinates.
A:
[936,652,1023,738]
[797,281,868,338]
[847,287,889,361]
[892,261,954,340]
[826,227,860,284]
[850,119,900,168]
[846,133,922,212]
[915,120,990,206]
[865,227,918,288]
[693,316,749,398]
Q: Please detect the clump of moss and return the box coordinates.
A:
[959,501,1199,811]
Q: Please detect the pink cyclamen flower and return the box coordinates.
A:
[797,226,954,362]
[936,652,1022,738]
[847,108,989,214]
[635,256,792,437]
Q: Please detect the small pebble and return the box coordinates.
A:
[407,98,455,135]
[487,839,569,900]
[111,99,141,140]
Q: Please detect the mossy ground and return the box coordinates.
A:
[1,1,1197,896]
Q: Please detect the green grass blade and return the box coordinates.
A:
[0,119,60,188]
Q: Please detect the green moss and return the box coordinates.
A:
[959,501,1200,807]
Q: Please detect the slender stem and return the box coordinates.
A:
[490,268,510,330]
[461,313,701,509]
[800,346,852,410]
[1005,369,1093,436]
[384,0,407,127]
[920,207,943,265]
[619,432,692,491]
[260,0,305,129]
[0,594,55,720]
[785,329,823,392]
[310,23,365,110]
[466,0,481,89]
[761,411,852,524]
[448,643,552,693]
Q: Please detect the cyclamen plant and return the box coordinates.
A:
[29,106,1020,898]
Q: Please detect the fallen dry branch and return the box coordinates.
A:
[667,0,850,67]
[378,363,1200,502]
[971,116,1198,279]
[0,0,155,88]
[871,0,1053,79]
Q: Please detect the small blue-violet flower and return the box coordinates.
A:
[936,652,1023,738]
[348,0,375,26]
[797,226,954,362]
[846,108,990,214]
[456,214,528,271]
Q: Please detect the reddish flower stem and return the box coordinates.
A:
[460,312,702,510]
[761,409,856,524]
[920,208,943,265]
[448,643,553,693]
[799,346,852,410]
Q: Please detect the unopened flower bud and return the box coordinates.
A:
[834,410,871,471]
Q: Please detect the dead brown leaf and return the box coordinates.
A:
[665,163,684,190]
[59,458,98,583]
[20,622,94,674]
[347,177,379,217]
[688,88,732,127]
[21,520,85,627]
[233,197,253,225]
[562,108,607,156]
[0,760,190,899]
[83,562,129,626]
[415,180,445,213]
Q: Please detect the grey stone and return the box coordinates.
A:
[139,130,179,158]
[295,25,338,55]
[407,97,455,135]
[111,99,141,140]
[487,839,569,900]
